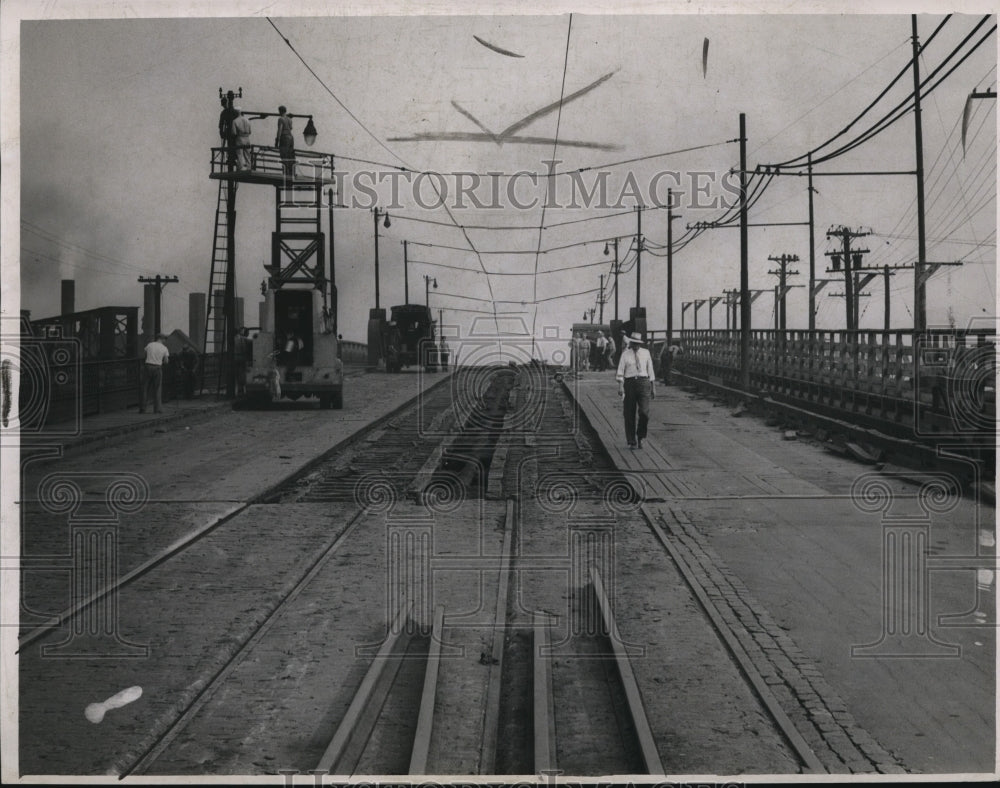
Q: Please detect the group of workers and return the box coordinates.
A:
[218,91,296,174]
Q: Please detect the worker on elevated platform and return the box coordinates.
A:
[218,91,238,166]
[232,107,252,170]
[276,106,295,177]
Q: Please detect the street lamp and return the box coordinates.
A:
[373,207,390,310]
[245,111,319,146]
[425,275,438,307]
[301,117,318,146]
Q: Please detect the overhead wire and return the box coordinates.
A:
[770,15,954,168]
[266,17,502,330]
[800,18,996,168]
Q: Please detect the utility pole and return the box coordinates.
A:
[598,274,606,324]
[635,206,643,310]
[137,275,179,337]
[884,264,891,330]
[708,296,722,330]
[681,301,692,331]
[693,299,706,331]
[825,226,870,331]
[739,113,750,389]
[766,254,799,331]
[724,289,739,331]
[666,188,680,342]
[328,186,337,336]
[911,15,928,332]
[807,153,817,331]
[612,237,620,321]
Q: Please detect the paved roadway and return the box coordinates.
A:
[569,370,995,775]
[11,365,995,778]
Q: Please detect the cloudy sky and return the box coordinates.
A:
[4,1,997,343]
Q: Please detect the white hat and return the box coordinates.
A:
[622,332,646,345]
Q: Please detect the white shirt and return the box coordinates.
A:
[616,345,655,381]
[144,340,169,366]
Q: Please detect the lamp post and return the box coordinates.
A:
[245,111,318,146]
[373,208,391,310]
[403,240,410,304]
[424,274,438,308]
[604,238,620,321]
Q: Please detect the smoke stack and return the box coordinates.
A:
[189,292,206,352]
[61,279,75,316]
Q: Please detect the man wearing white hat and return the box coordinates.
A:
[615,331,656,449]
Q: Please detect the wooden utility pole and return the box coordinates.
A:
[708,296,722,330]
[666,189,679,342]
[807,153,817,330]
[911,15,928,331]
[739,113,750,389]
[724,289,739,331]
[884,264,891,330]
[635,206,643,310]
[612,237,620,321]
[598,274,606,324]
[825,226,870,331]
[766,254,799,330]
[328,186,337,335]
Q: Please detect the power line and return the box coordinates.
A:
[770,17,995,169]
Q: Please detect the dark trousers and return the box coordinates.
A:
[623,377,651,444]
[140,364,163,413]
[661,355,673,383]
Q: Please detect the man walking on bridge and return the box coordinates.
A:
[616,332,655,449]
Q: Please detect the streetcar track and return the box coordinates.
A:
[17,373,455,652]
[118,508,370,777]
[100,368,518,777]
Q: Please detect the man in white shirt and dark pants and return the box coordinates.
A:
[615,332,656,449]
[140,333,170,414]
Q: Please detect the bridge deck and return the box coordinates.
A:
[566,371,994,774]
[16,367,995,776]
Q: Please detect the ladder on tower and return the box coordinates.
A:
[201,178,236,395]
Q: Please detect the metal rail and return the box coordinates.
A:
[116,507,370,776]
[641,504,827,774]
[531,612,557,774]
[315,600,415,775]
[479,498,516,773]
[18,372,454,652]
[313,601,447,776]
[408,605,445,774]
[589,565,666,775]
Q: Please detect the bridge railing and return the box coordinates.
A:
[210,145,334,181]
[28,340,370,428]
[676,328,995,428]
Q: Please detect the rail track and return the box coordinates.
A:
[20,363,861,777]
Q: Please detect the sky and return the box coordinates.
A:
[3,1,998,345]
